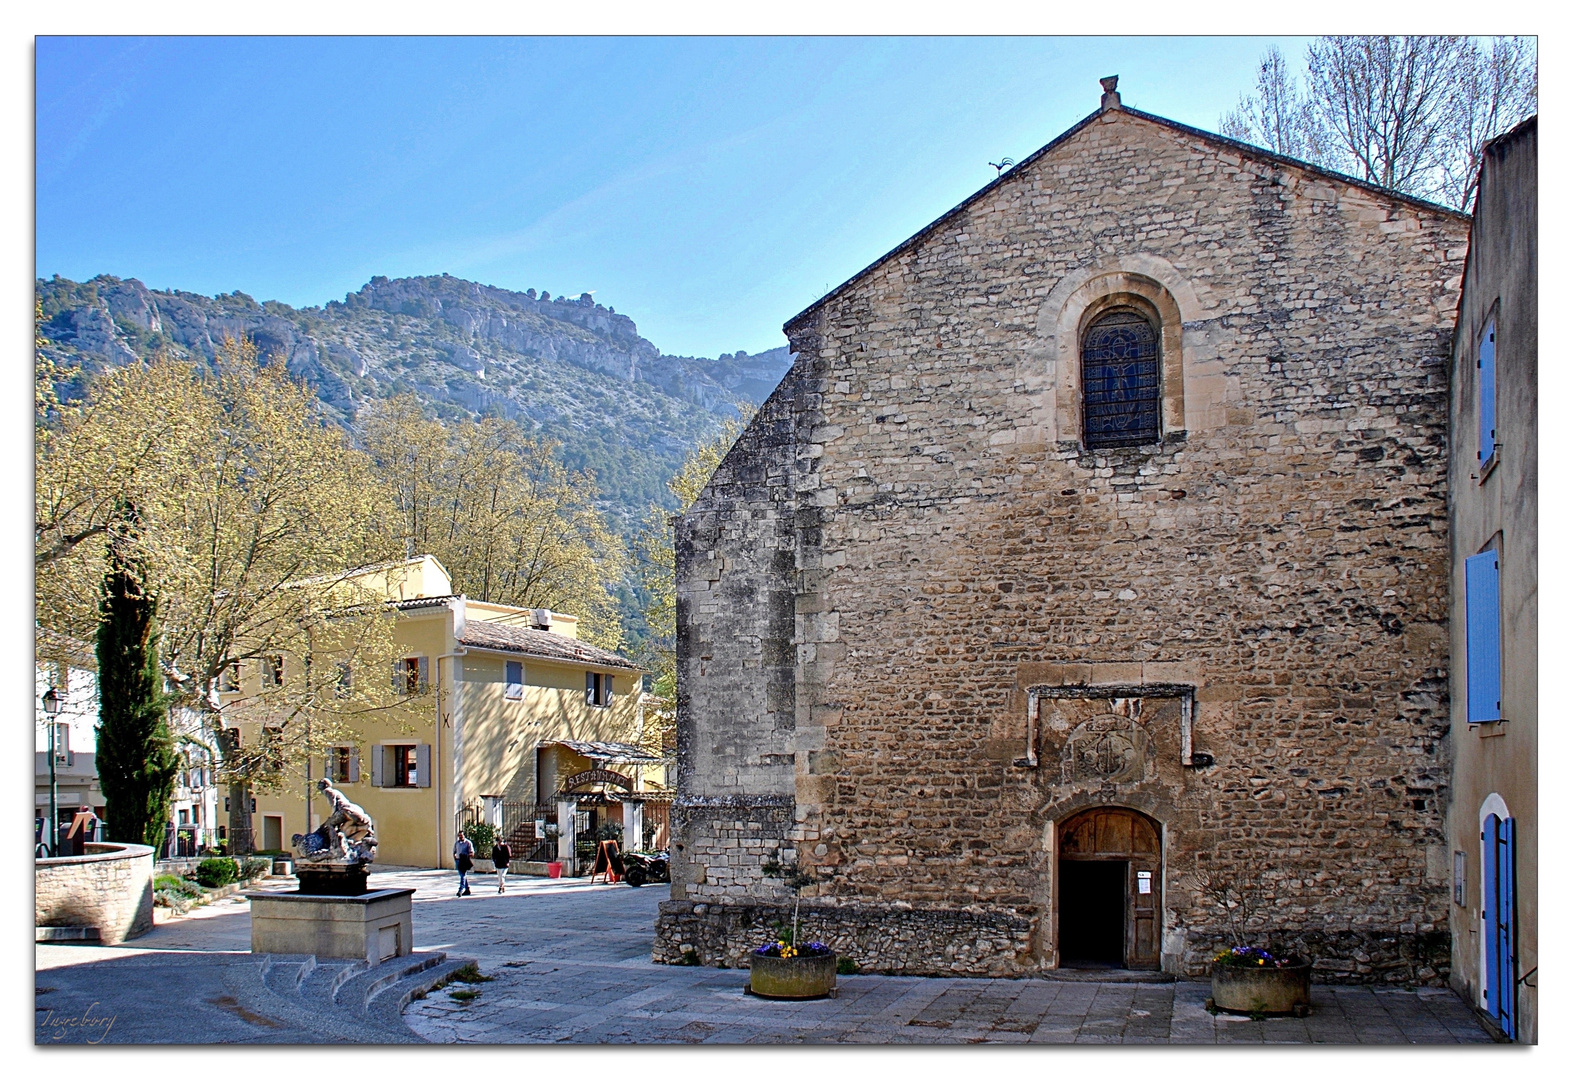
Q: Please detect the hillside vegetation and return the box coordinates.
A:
[36,273,792,531]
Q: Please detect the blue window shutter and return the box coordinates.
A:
[506,660,523,699]
[1482,813,1500,1013]
[1497,817,1517,1038]
[1465,551,1502,722]
[1479,321,1497,463]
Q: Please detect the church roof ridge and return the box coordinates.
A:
[784,100,1470,337]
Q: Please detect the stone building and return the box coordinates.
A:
[655,80,1474,982]
[1444,116,1536,1041]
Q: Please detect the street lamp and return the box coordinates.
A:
[42,687,60,857]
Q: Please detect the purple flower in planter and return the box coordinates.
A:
[1215,945,1299,969]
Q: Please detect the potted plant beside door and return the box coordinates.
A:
[748,855,837,999]
[1194,869,1311,1017]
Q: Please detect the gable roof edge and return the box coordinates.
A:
[783,104,1471,337]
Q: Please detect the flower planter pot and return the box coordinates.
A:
[1211,960,1312,1016]
[748,952,838,1000]
[546,862,563,879]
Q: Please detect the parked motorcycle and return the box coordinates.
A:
[622,850,670,887]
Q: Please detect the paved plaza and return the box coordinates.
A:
[36,867,1498,1045]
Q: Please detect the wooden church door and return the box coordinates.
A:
[1057,807,1162,970]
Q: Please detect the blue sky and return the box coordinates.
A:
[36,36,1308,357]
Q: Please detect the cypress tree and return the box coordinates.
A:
[94,509,179,848]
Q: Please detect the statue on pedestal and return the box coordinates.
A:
[291,780,378,894]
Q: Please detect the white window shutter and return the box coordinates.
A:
[418,656,430,691]
[349,750,361,784]
[416,743,432,788]
[370,745,384,787]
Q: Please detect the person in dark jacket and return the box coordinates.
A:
[492,839,512,893]
[453,831,475,896]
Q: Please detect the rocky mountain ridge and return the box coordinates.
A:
[37,272,793,528]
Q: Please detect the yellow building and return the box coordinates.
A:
[232,556,659,870]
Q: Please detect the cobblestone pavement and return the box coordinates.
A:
[38,867,1496,1045]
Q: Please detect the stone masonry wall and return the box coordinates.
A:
[660,102,1471,984]
[36,843,155,944]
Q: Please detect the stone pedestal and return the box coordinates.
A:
[249,888,414,963]
[296,864,369,895]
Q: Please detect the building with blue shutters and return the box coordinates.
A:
[1446,115,1536,1043]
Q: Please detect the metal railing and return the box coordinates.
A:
[458,801,559,863]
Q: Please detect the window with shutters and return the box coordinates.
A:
[585,671,614,708]
[394,656,427,695]
[263,655,284,688]
[1478,318,1498,468]
[506,660,524,700]
[329,745,357,784]
[1082,309,1161,449]
[1465,548,1503,723]
[388,744,420,788]
[219,660,241,693]
[262,726,285,770]
[335,662,354,698]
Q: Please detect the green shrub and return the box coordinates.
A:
[154,873,206,899]
[463,822,497,856]
[153,889,190,913]
[195,857,238,888]
[239,857,271,880]
[837,957,859,975]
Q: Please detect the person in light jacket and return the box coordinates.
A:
[492,838,512,893]
[453,830,475,896]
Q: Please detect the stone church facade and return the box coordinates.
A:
[654,82,1472,982]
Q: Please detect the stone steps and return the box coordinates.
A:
[251,950,475,1041]
[365,957,480,1031]
[36,925,101,943]
[1040,968,1178,984]
[335,951,450,1016]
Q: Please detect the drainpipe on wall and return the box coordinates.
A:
[436,646,467,870]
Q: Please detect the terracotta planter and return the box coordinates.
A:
[1211,960,1312,1016]
[748,952,838,999]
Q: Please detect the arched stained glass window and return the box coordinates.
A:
[1081,310,1160,449]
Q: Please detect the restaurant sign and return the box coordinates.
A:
[559,768,633,793]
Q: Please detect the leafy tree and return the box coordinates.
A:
[35,351,208,570]
[38,337,412,852]
[1220,36,1536,210]
[358,395,628,648]
[94,506,180,848]
[153,339,409,847]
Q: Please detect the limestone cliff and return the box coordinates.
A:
[36,273,793,527]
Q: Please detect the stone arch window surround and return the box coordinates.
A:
[1032,255,1227,446]
[1079,298,1164,449]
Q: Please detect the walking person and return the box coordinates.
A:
[492,837,512,893]
[453,830,475,896]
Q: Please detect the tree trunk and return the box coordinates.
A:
[212,724,254,854]
[94,508,179,849]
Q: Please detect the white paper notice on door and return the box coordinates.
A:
[1137,871,1152,894]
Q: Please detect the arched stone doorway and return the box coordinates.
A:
[1056,806,1161,970]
